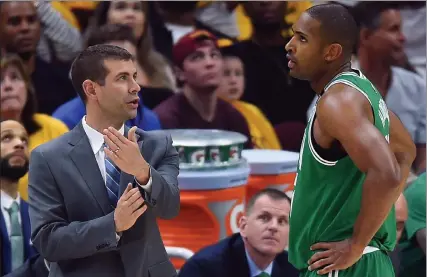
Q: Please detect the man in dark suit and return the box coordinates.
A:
[28,45,180,277]
[178,188,298,277]
[0,120,47,276]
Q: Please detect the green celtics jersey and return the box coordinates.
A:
[288,71,395,270]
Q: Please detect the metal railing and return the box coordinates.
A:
[166,246,194,260]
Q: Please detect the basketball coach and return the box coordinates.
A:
[28,45,180,277]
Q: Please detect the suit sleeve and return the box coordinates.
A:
[3,253,50,277]
[28,148,119,262]
[138,134,180,219]
[178,257,209,277]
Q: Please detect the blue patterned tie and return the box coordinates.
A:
[105,155,120,207]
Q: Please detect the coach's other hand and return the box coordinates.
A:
[114,183,147,232]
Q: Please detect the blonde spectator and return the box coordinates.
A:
[218,54,281,149]
[0,55,69,200]
[86,1,176,91]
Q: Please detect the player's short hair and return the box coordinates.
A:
[305,3,358,60]
[70,44,134,103]
[86,24,138,48]
[246,188,291,215]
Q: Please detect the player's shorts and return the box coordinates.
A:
[299,247,395,277]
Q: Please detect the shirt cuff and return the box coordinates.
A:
[116,232,121,242]
[135,167,152,193]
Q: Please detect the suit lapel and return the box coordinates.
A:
[19,201,33,259]
[230,234,251,277]
[271,261,281,277]
[271,251,296,277]
[68,123,113,214]
[0,211,11,274]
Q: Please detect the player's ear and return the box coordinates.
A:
[324,43,343,63]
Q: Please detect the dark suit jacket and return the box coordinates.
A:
[178,233,298,277]
[3,254,49,277]
[28,123,180,277]
[1,200,37,276]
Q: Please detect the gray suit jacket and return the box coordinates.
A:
[28,122,180,277]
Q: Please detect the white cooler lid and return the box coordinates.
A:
[242,150,299,175]
[178,163,250,191]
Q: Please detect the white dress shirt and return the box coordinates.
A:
[1,190,22,237]
[82,117,152,192]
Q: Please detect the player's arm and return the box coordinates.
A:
[316,84,406,252]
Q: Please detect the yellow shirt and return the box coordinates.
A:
[19,114,69,200]
[227,99,281,150]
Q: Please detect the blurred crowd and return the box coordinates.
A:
[0,1,425,277]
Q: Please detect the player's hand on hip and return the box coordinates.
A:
[103,126,149,178]
[308,239,364,275]
[114,183,147,232]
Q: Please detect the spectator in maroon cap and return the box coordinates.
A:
[154,30,253,148]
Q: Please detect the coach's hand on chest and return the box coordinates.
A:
[103,126,150,184]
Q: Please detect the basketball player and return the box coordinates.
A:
[285,4,416,277]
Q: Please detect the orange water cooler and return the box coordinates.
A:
[242,150,299,203]
[157,164,250,269]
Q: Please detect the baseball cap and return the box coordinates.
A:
[173,30,219,66]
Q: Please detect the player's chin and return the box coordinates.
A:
[288,69,301,78]
[289,70,310,81]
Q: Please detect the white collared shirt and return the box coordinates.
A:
[245,248,274,277]
[81,117,152,192]
[1,190,22,237]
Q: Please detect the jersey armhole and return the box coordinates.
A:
[309,79,376,164]
[309,114,346,165]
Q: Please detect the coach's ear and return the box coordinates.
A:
[82,79,98,101]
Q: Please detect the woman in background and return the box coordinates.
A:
[86,1,176,109]
[1,55,69,200]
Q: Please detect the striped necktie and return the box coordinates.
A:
[6,201,24,270]
[105,156,120,207]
